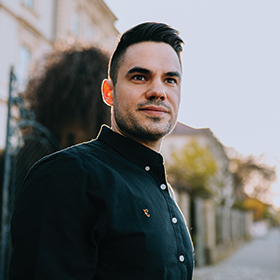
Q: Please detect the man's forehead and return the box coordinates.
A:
[123,41,179,58]
[120,41,181,73]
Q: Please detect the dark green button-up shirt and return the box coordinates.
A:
[10,126,194,280]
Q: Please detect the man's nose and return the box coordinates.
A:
[145,80,166,101]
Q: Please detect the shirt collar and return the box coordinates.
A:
[97,125,164,171]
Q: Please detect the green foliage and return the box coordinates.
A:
[233,197,278,225]
[166,139,217,198]
[232,200,248,211]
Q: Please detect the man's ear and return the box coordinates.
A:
[102,79,114,106]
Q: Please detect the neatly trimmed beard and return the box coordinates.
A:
[113,98,176,142]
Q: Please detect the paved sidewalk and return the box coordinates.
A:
[193,228,280,280]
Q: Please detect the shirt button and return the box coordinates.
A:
[179,255,185,262]
[160,184,166,190]
[172,217,178,224]
[145,166,150,171]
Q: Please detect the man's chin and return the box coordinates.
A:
[137,125,172,140]
[115,116,175,140]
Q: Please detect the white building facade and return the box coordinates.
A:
[0,0,118,148]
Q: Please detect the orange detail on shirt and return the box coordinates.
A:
[143,209,150,217]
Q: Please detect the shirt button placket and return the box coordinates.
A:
[160,184,166,190]
[179,255,185,262]
[172,217,177,224]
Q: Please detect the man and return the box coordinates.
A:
[9,22,194,279]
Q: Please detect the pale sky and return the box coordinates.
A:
[104,0,280,207]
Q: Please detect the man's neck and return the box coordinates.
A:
[111,126,162,153]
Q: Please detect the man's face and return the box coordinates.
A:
[109,41,182,145]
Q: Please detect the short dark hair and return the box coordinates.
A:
[109,22,184,85]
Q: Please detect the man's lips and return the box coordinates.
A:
[139,106,169,116]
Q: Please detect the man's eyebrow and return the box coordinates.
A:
[126,67,182,81]
[126,67,151,77]
[165,71,182,81]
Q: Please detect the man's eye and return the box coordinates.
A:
[166,78,177,84]
[132,75,146,81]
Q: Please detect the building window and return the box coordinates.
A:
[71,10,80,37]
[17,46,31,91]
[23,0,34,9]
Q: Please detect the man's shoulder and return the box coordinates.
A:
[32,139,106,171]
[61,138,105,158]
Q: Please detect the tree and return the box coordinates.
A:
[228,151,277,204]
[166,139,217,198]
[242,197,269,221]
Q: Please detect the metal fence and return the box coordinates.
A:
[0,68,60,279]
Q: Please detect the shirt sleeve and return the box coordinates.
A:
[9,152,107,280]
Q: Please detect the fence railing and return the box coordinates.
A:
[0,67,60,279]
[173,188,253,267]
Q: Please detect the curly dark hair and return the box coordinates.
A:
[25,44,111,147]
